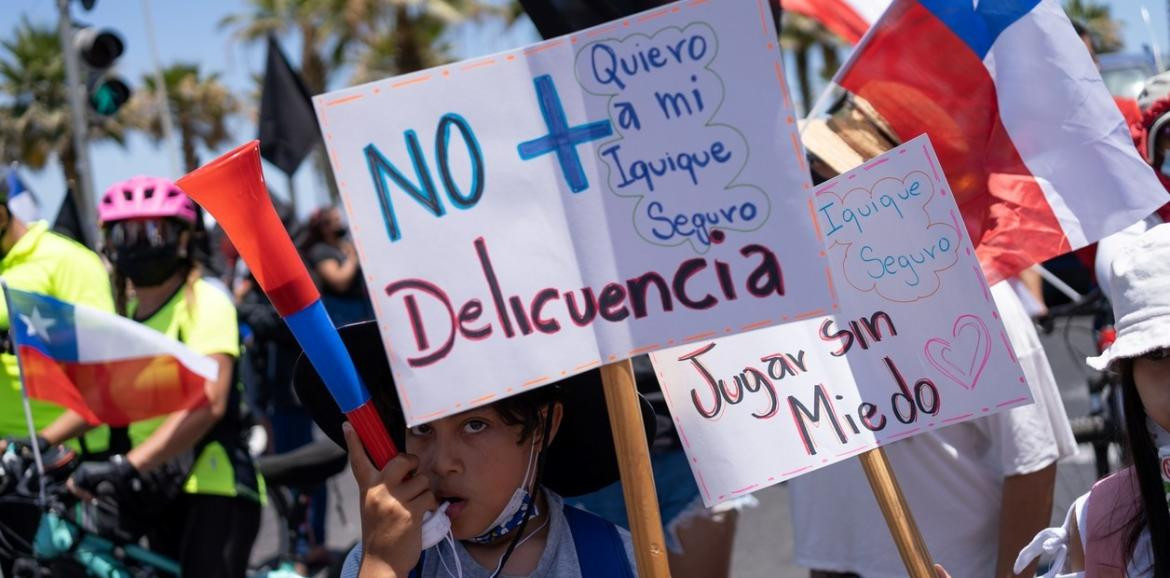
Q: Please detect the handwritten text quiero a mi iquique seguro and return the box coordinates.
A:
[576,23,770,252]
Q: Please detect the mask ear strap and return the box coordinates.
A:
[488,402,558,578]
[520,434,538,491]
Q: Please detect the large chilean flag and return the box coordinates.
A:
[5,287,216,426]
[835,0,1169,283]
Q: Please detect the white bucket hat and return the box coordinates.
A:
[1088,223,1170,370]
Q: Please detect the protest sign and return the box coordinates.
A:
[650,135,1032,507]
[314,0,828,425]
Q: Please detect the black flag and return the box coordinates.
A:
[53,187,92,249]
[258,35,318,175]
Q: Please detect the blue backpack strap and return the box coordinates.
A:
[563,504,635,578]
[408,550,425,578]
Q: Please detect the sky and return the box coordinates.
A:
[0,0,1166,222]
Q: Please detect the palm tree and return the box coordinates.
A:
[780,12,843,115]
[219,0,359,96]
[127,64,238,173]
[348,0,517,83]
[1064,0,1123,54]
[0,18,129,191]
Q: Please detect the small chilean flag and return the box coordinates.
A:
[833,0,1169,284]
[783,0,890,44]
[5,286,215,426]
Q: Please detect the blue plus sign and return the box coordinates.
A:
[517,75,613,193]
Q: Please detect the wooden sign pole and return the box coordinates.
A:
[599,359,672,578]
[858,447,935,578]
[803,127,935,578]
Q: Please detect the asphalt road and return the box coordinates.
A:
[251,316,1105,577]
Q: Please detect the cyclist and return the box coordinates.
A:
[0,181,114,450]
[39,176,262,577]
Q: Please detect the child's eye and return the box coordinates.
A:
[463,420,488,434]
[409,424,433,436]
[1143,348,1170,361]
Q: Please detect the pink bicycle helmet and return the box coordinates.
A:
[98,175,198,226]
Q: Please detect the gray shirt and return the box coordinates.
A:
[341,492,637,577]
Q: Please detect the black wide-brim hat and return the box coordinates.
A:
[291,321,658,497]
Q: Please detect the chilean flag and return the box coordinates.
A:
[5,286,216,426]
[783,0,890,43]
[834,0,1170,283]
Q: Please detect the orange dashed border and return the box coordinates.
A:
[627,343,661,355]
[469,393,498,404]
[521,376,552,389]
[740,319,774,332]
[324,93,364,107]
[792,308,826,321]
[461,58,497,71]
[392,75,433,89]
[636,6,674,22]
[683,330,718,343]
[574,360,603,371]
[523,39,565,55]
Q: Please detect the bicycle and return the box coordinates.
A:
[0,438,349,578]
[1036,287,1121,480]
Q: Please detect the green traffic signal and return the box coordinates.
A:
[89,78,129,116]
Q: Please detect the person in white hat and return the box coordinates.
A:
[1015,223,1170,577]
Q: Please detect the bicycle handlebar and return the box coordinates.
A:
[1037,288,1106,334]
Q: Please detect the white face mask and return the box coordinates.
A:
[421,502,452,550]
[468,436,539,544]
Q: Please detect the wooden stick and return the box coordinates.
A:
[858,447,935,578]
[600,359,672,578]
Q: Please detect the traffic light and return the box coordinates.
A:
[74,27,130,116]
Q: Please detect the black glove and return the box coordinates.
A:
[71,454,142,498]
[1,435,48,455]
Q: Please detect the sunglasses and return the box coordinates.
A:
[103,219,183,251]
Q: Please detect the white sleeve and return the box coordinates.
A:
[987,281,1078,476]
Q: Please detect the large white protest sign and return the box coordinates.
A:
[314,0,830,425]
[650,136,1032,506]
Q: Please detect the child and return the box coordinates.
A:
[292,321,655,577]
[1015,223,1170,576]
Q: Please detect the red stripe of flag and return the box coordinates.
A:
[783,0,871,44]
[19,346,209,427]
[839,1,1069,283]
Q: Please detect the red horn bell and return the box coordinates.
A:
[176,140,319,316]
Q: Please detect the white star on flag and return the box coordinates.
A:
[20,307,56,343]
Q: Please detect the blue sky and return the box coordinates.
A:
[0,0,1166,221]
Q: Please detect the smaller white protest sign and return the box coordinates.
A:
[650,135,1032,506]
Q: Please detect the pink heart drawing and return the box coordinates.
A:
[924,315,991,390]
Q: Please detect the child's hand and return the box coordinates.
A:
[343,422,438,577]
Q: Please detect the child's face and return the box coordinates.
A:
[1134,348,1170,432]
[406,407,537,540]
